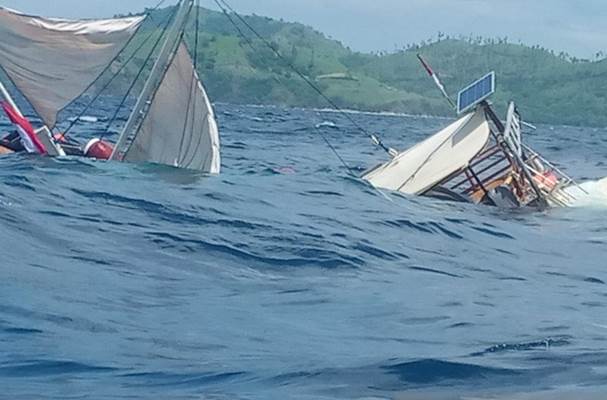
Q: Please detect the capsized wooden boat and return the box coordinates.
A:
[0,1,220,173]
[362,73,585,209]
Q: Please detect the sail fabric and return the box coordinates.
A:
[362,108,490,195]
[121,42,221,173]
[0,7,144,127]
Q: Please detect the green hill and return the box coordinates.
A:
[115,6,607,127]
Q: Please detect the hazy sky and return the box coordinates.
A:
[2,0,606,58]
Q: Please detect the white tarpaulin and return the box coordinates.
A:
[0,7,143,127]
[362,108,490,195]
[121,42,221,173]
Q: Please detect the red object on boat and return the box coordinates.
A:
[535,170,559,190]
[54,133,68,143]
[543,171,559,189]
[84,138,114,160]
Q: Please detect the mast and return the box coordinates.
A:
[111,0,193,160]
[0,79,23,117]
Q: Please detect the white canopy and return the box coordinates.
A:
[119,42,221,173]
[0,7,144,127]
[363,108,491,194]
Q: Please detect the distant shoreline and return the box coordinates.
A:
[213,102,604,130]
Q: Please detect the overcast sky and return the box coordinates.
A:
[2,0,606,58]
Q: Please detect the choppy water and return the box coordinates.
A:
[1,103,607,399]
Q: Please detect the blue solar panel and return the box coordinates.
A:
[457,72,495,114]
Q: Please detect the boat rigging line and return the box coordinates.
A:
[212,0,394,171]
[99,3,181,142]
[60,0,170,139]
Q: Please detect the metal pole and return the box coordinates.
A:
[417,54,456,110]
[0,78,66,156]
[483,102,548,209]
[0,79,23,117]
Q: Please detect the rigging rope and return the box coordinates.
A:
[212,0,370,174]
[214,3,257,53]
[60,0,169,138]
[99,4,181,141]
[215,0,385,146]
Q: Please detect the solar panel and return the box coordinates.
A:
[457,72,495,114]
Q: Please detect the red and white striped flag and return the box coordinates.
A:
[1,101,47,155]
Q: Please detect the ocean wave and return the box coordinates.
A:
[1,103,607,399]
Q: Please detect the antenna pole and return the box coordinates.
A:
[417,54,537,131]
[417,54,456,110]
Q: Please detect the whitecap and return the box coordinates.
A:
[566,177,607,208]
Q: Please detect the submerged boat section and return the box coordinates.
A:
[0,1,221,173]
[362,76,584,209]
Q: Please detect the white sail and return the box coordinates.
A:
[363,108,490,195]
[118,42,221,173]
[0,7,144,127]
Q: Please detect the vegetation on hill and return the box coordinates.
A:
[113,6,607,127]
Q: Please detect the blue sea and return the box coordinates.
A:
[1,103,607,399]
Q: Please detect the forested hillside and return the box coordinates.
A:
[113,6,607,127]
